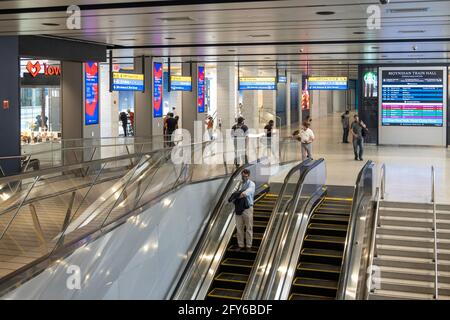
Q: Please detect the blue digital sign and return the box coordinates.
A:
[112,72,144,91]
[85,62,99,125]
[239,77,276,90]
[308,77,348,90]
[170,76,192,91]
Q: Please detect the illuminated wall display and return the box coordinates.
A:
[381,69,444,127]
[84,62,99,125]
[308,77,348,90]
[112,72,144,91]
[153,62,163,118]
[239,77,276,90]
[197,66,205,113]
[170,76,192,91]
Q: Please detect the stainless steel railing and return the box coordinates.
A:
[431,165,438,299]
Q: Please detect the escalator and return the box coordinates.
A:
[206,192,280,300]
[289,196,353,300]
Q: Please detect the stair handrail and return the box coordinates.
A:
[242,158,313,300]
[363,163,385,299]
[431,165,438,299]
[336,160,375,299]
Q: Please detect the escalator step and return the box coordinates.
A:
[233,233,264,240]
[301,248,343,258]
[222,258,254,268]
[311,214,349,223]
[297,262,341,273]
[293,277,338,289]
[254,220,269,228]
[215,272,248,284]
[323,197,353,202]
[304,234,346,244]
[228,245,259,254]
[208,288,243,300]
[308,223,348,232]
[289,293,333,300]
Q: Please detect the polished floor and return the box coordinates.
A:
[292,113,450,204]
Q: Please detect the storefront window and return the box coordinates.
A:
[20,59,61,145]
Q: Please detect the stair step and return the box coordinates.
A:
[380,208,450,220]
[374,255,450,272]
[377,277,450,296]
[289,293,334,300]
[301,248,343,259]
[304,234,346,244]
[221,258,254,268]
[376,244,450,260]
[376,234,450,250]
[215,272,248,284]
[380,201,432,211]
[233,233,263,241]
[208,288,243,300]
[377,225,450,240]
[375,266,450,284]
[297,262,341,273]
[369,289,435,300]
[293,277,338,290]
[379,216,450,229]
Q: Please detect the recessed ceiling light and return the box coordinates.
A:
[158,16,193,22]
[399,30,425,34]
[371,46,380,49]
[249,34,271,38]
[117,38,136,41]
[316,11,335,15]
[353,31,365,35]
[381,55,388,58]
[165,37,176,40]
[228,49,236,52]
[388,8,429,14]
[264,57,271,60]
[42,23,60,26]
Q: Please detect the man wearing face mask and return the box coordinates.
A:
[228,169,255,252]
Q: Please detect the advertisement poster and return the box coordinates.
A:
[112,72,144,91]
[84,62,99,125]
[239,77,276,90]
[170,76,192,91]
[308,77,348,90]
[301,75,310,110]
[381,69,444,127]
[153,62,163,118]
[363,71,378,98]
[197,66,205,113]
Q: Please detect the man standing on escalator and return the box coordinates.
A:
[231,169,255,252]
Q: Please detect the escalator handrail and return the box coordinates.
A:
[242,159,312,299]
[168,160,260,299]
[246,158,325,299]
[258,158,327,299]
[336,160,375,300]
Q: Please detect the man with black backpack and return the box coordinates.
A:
[228,169,255,252]
[351,114,368,161]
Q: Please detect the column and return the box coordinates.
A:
[181,62,199,137]
[285,72,291,130]
[134,57,153,138]
[0,37,20,175]
[100,63,119,138]
[216,63,237,130]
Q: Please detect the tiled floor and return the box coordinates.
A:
[287,113,450,204]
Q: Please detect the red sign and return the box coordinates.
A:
[2,100,9,110]
[26,61,61,78]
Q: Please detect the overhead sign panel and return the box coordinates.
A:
[170,76,192,91]
[112,72,144,91]
[239,77,276,90]
[308,77,348,90]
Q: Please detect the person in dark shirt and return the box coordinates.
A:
[231,117,249,167]
[264,120,274,156]
[119,111,128,137]
[165,113,178,147]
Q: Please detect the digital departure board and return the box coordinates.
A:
[112,72,144,91]
[308,77,348,90]
[381,69,444,127]
[170,76,192,91]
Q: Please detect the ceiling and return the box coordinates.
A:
[2,0,450,77]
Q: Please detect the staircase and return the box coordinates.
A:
[289,197,353,300]
[207,193,280,300]
[369,201,450,300]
